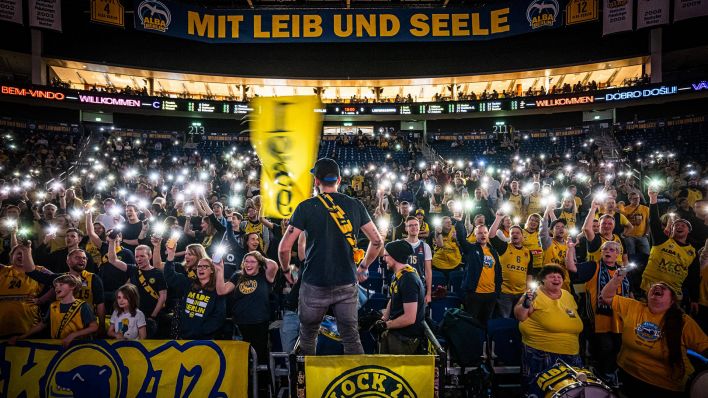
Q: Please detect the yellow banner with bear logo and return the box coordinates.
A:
[250,96,322,218]
[0,340,250,397]
[305,355,435,397]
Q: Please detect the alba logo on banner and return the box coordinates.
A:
[137,0,172,32]
[305,355,434,398]
[526,0,560,29]
[0,340,250,398]
[250,96,322,218]
[636,0,669,29]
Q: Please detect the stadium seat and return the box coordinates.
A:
[448,270,465,294]
[487,318,522,370]
[429,295,462,324]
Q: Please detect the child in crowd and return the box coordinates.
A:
[108,283,147,340]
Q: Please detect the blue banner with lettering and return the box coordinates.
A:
[132,0,565,43]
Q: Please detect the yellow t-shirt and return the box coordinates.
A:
[476,246,496,294]
[612,295,708,391]
[519,289,583,355]
[543,239,570,291]
[351,175,364,191]
[527,194,544,217]
[558,209,578,230]
[508,193,524,218]
[523,229,544,270]
[432,229,462,271]
[500,244,531,295]
[620,204,650,238]
[641,239,697,298]
[686,188,703,208]
[574,196,583,211]
[0,265,45,336]
[466,233,477,244]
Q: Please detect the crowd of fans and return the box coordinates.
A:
[0,121,706,397]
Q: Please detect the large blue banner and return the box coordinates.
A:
[132,0,565,43]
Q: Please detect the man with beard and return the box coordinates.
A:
[374,240,425,354]
[453,218,502,325]
[489,210,533,318]
[388,200,412,241]
[641,188,700,309]
[541,203,571,291]
[107,242,167,337]
[619,191,650,256]
[432,216,462,276]
[22,248,105,335]
[567,240,632,387]
[38,228,96,274]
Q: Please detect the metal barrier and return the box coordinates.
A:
[288,320,445,398]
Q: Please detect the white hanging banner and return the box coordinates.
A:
[603,0,634,35]
[29,0,62,31]
[636,0,670,29]
[0,0,23,24]
[674,0,708,21]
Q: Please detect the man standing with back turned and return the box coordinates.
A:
[279,158,383,355]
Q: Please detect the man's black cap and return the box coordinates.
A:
[311,158,340,182]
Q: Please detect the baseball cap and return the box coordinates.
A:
[311,158,340,182]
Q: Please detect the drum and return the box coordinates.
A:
[533,361,616,398]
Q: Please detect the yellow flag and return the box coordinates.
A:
[304,355,435,397]
[250,96,322,218]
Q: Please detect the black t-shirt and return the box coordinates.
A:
[229,271,271,324]
[125,264,167,317]
[122,221,144,253]
[289,193,372,287]
[98,243,135,294]
[388,268,425,337]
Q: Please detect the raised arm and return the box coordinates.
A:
[565,237,578,273]
[264,258,278,283]
[601,270,626,305]
[279,225,303,273]
[151,236,163,270]
[85,207,103,248]
[488,209,504,239]
[582,198,599,242]
[107,237,128,272]
[360,221,384,271]
[213,260,236,296]
[647,189,668,246]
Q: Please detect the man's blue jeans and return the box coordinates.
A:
[280,310,300,353]
[298,282,363,355]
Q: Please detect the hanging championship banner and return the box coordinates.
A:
[0,0,22,25]
[636,0,669,29]
[0,339,250,397]
[603,0,633,35]
[91,0,125,27]
[304,355,435,398]
[29,0,62,31]
[250,96,322,218]
[674,0,708,22]
[566,0,598,25]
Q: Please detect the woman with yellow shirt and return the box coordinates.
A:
[601,275,708,397]
[515,265,584,392]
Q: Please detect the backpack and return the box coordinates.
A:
[439,308,486,368]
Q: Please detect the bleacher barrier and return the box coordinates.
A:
[289,321,446,398]
[0,339,253,397]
